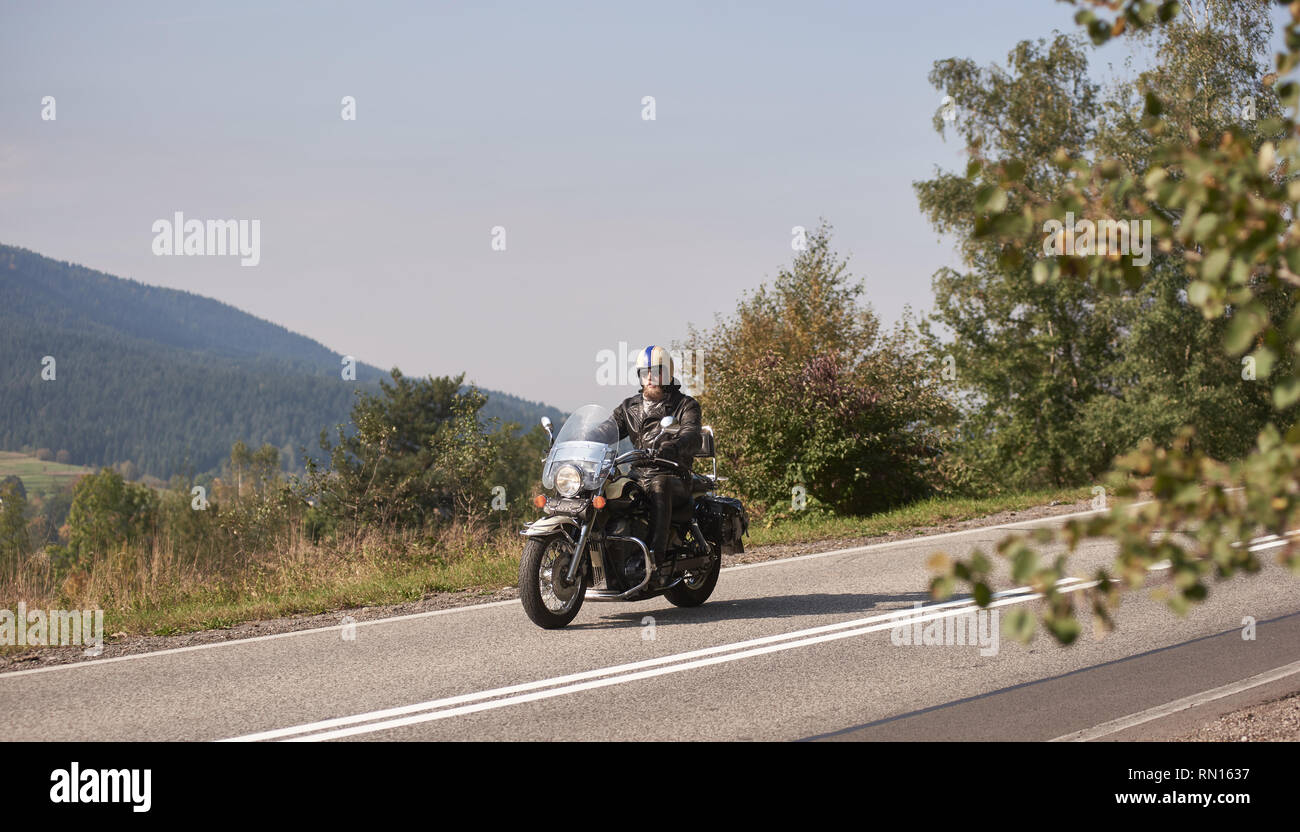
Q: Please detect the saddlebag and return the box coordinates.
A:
[694,494,748,550]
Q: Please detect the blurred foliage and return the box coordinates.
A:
[929,0,1300,642]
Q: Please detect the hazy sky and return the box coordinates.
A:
[0,1,1287,412]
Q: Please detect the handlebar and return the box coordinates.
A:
[614,447,685,471]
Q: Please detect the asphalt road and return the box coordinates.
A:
[4,508,1299,741]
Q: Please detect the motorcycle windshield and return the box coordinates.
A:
[543,404,619,491]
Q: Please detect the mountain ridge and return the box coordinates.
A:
[0,243,564,478]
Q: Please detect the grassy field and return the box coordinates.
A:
[0,485,1097,643]
[0,451,95,496]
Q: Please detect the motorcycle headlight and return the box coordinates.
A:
[554,464,583,497]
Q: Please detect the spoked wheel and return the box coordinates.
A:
[664,538,721,608]
[519,535,587,629]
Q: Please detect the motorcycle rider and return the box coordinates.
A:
[612,345,703,587]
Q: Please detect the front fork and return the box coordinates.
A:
[564,521,592,584]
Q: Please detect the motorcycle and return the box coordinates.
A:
[518,404,748,629]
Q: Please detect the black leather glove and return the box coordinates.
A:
[658,441,679,462]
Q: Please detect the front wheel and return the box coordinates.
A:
[519,535,587,629]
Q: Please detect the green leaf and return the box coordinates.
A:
[1201,249,1229,282]
[1274,376,1300,410]
[974,185,1007,213]
[1253,346,1277,379]
[1193,213,1219,242]
[1229,258,1251,285]
[1224,307,1264,355]
[1187,280,1212,307]
[1285,245,1300,277]
[1045,615,1081,645]
[1003,608,1035,643]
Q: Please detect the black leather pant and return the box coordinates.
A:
[639,472,689,564]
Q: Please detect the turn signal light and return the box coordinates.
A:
[592,496,607,509]
[532,494,546,508]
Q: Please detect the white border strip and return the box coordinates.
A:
[1051,659,1300,742]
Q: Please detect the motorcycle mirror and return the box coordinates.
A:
[540,416,553,445]
[659,415,674,429]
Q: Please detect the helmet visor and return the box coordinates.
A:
[637,364,672,385]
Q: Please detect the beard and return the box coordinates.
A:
[642,383,666,402]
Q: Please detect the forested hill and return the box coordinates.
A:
[0,244,564,478]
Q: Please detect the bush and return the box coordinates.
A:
[684,222,957,515]
[65,468,157,564]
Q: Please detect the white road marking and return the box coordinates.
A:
[228,580,1097,742]
[225,592,1012,741]
[1050,658,1300,742]
[235,526,1298,742]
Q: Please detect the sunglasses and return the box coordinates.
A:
[637,366,670,383]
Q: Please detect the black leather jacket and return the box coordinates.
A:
[612,383,703,482]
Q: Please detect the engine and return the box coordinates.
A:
[603,515,651,590]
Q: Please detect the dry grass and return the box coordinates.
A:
[1,517,525,638]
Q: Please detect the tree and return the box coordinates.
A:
[930,0,1300,643]
[224,441,280,502]
[65,468,157,563]
[306,369,510,529]
[0,477,29,574]
[0,475,25,500]
[684,222,957,515]
[917,34,1120,489]
[427,392,511,528]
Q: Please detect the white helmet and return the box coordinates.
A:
[635,345,674,387]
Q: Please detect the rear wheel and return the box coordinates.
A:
[664,539,721,608]
[519,535,586,629]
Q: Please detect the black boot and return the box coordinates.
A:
[646,549,671,589]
